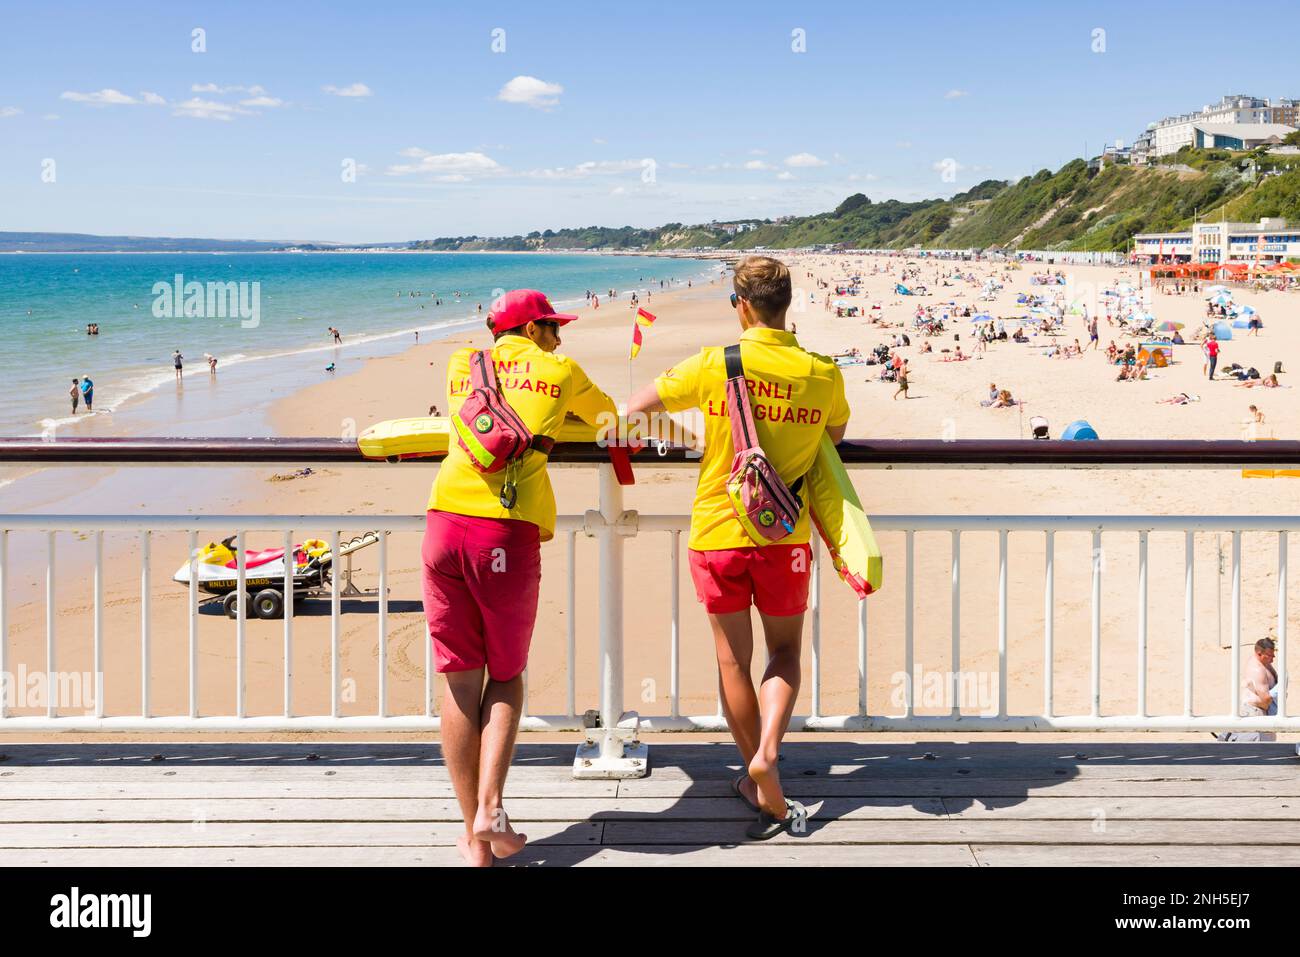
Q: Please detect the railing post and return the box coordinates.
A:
[573,462,647,778]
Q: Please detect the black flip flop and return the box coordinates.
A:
[731,774,761,814]
[745,799,808,841]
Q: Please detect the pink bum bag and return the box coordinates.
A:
[452,349,555,509]
[723,344,805,543]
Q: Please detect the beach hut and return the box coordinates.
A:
[1061,420,1099,441]
[1212,320,1234,340]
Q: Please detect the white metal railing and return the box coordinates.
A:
[2,462,1298,748]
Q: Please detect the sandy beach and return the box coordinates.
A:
[4,253,1300,734]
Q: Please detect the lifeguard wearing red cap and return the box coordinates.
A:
[489,289,579,334]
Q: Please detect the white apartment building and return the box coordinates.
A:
[1148,95,1294,157]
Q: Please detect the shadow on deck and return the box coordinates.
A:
[1,740,1297,866]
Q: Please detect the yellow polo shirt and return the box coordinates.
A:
[655,326,850,551]
[429,336,617,541]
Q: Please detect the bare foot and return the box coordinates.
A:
[473,806,528,859]
[748,751,786,818]
[457,833,493,868]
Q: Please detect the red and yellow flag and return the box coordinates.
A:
[628,307,657,359]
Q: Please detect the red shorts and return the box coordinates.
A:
[687,543,811,617]
[420,510,541,681]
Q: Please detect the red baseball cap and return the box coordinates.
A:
[489,289,579,334]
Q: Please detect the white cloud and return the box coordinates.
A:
[944,89,969,100]
[240,96,284,107]
[744,160,773,170]
[497,75,563,109]
[172,97,253,121]
[527,159,642,179]
[386,150,502,178]
[0,106,21,118]
[323,82,372,97]
[932,159,966,173]
[749,148,767,156]
[593,137,607,145]
[43,113,59,121]
[777,171,795,180]
[847,173,880,182]
[895,140,914,149]
[140,91,166,105]
[61,89,139,105]
[784,152,826,168]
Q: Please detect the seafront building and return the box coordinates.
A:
[1132,217,1300,263]
[1127,94,1297,163]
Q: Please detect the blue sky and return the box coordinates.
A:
[1,0,1297,242]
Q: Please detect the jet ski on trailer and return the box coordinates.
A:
[172,532,382,619]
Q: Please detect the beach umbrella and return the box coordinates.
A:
[1239,305,1256,316]
[1155,321,1183,332]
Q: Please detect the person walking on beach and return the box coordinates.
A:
[627,256,850,840]
[172,350,183,381]
[425,289,617,867]
[893,360,909,400]
[81,375,93,412]
[69,378,80,414]
[1205,333,1219,380]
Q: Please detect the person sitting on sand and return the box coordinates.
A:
[1216,638,1280,743]
[1250,404,1265,424]
[993,389,1016,408]
[920,341,932,354]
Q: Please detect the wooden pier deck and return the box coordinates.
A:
[1,740,1297,867]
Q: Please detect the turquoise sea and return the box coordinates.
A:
[0,252,714,440]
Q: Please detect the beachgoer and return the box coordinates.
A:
[893,361,909,400]
[173,350,183,380]
[1204,334,1219,380]
[1216,638,1279,743]
[626,256,848,841]
[207,354,218,376]
[426,289,617,867]
[70,379,80,414]
[81,375,93,412]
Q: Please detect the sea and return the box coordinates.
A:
[0,252,716,441]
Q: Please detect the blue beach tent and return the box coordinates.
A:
[1061,420,1099,441]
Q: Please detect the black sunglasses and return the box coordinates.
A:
[730,293,745,308]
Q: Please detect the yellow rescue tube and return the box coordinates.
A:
[806,433,883,597]
[359,415,605,460]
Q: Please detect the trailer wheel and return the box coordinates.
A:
[252,588,285,620]
[222,592,242,619]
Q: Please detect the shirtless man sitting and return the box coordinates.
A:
[1215,638,1279,743]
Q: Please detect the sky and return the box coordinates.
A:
[1,0,1298,243]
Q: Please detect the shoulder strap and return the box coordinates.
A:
[724,344,759,454]
[724,344,806,498]
[469,349,500,393]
